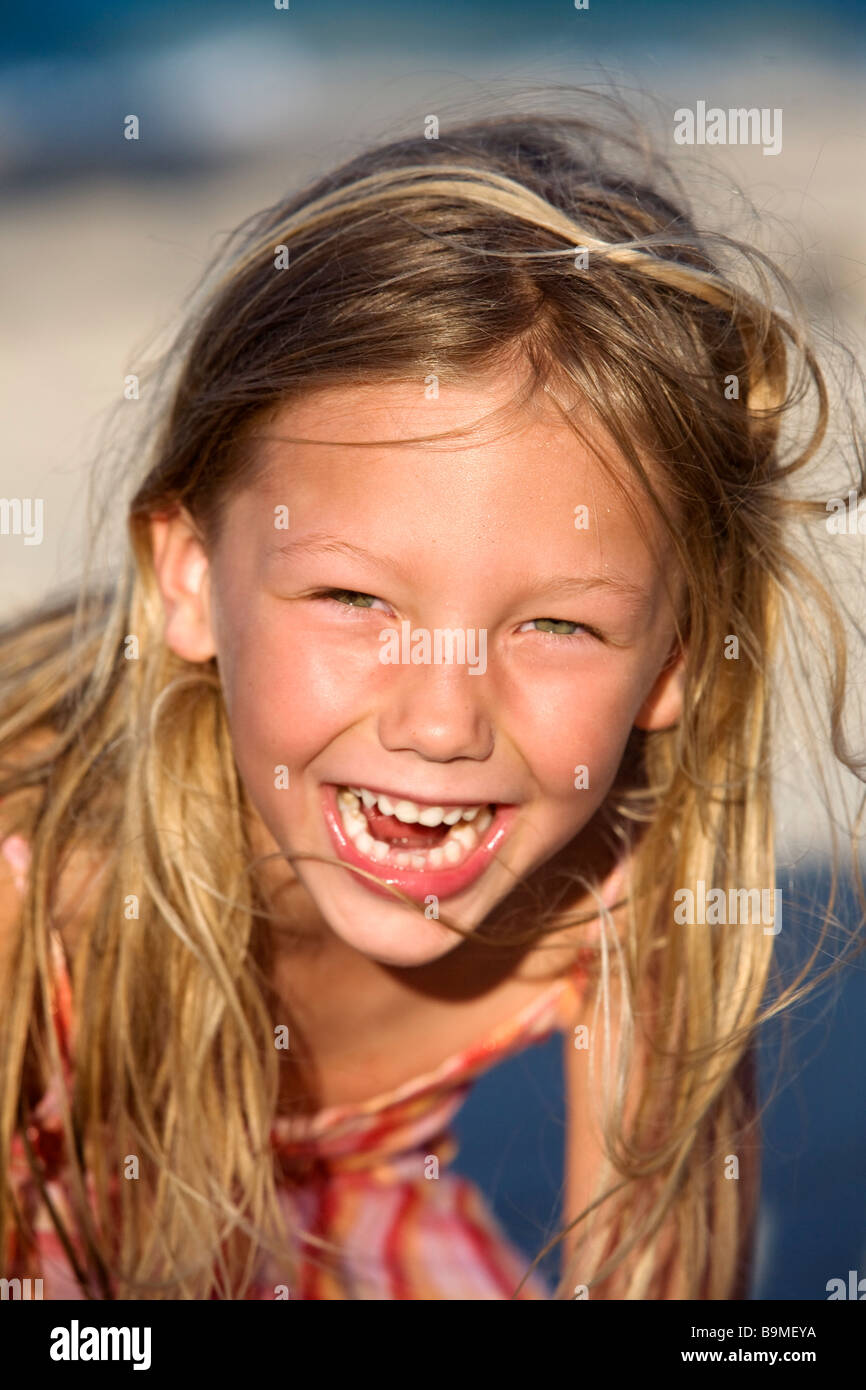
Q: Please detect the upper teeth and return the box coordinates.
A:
[346,786,487,827]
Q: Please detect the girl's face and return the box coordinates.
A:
[151,363,684,966]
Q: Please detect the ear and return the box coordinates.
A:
[633,643,685,732]
[149,507,217,663]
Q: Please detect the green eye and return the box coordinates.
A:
[327,589,378,608]
[531,619,581,635]
[520,618,603,642]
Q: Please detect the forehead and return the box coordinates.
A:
[231,366,672,586]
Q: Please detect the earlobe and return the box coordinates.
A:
[633,646,686,732]
[148,508,217,663]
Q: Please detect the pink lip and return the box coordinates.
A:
[320,783,518,904]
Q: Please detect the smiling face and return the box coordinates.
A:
[149,361,685,966]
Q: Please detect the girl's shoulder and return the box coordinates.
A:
[0,756,45,974]
[0,824,28,985]
[0,730,106,967]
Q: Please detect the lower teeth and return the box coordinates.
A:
[335,789,494,870]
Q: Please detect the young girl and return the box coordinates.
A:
[1,106,862,1301]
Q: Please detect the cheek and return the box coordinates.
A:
[519,671,639,809]
[216,602,378,775]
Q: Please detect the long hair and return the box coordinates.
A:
[1,100,863,1298]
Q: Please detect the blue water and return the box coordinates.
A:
[2,0,861,190]
[1,0,864,63]
[453,867,866,1299]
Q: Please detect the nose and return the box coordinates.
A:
[377,657,495,763]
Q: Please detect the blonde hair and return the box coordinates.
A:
[1,102,863,1299]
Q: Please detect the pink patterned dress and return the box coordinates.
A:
[2,829,590,1300]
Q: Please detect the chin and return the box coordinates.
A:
[300,863,470,966]
[329,900,467,967]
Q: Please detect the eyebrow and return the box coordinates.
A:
[266,534,650,602]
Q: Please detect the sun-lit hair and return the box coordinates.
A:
[1,99,863,1299]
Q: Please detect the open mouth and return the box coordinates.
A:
[334,785,496,872]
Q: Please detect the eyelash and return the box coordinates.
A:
[311,589,602,643]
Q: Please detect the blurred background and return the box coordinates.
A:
[1,0,863,1299]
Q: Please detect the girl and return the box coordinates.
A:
[1,106,863,1301]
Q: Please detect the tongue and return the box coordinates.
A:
[363,803,453,848]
